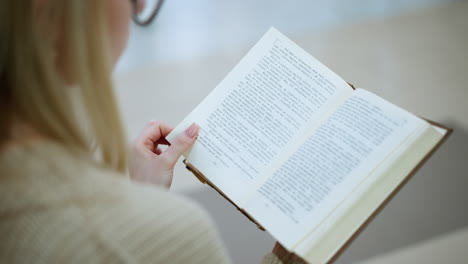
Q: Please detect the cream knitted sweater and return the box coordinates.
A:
[0,142,283,263]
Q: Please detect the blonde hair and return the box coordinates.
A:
[0,1,127,172]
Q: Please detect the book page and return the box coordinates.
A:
[244,89,427,248]
[166,28,352,204]
[294,124,445,263]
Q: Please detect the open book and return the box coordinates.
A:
[166,28,451,263]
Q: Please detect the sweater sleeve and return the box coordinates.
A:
[262,253,284,264]
[261,253,307,264]
[81,182,233,264]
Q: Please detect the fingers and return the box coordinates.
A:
[142,120,174,142]
[135,120,174,149]
[154,147,163,155]
[162,123,199,167]
[156,137,170,145]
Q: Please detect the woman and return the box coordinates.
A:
[0,1,303,263]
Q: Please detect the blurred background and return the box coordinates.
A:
[115,0,468,263]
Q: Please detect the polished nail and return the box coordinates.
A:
[185,123,199,138]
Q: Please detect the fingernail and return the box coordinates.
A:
[185,123,199,138]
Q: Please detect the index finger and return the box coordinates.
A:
[137,120,174,146]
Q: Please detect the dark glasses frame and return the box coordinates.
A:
[130,0,165,26]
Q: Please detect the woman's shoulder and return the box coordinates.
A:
[82,176,231,263]
[98,172,215,233]
[81,164,233,263]
[0,141,231,263]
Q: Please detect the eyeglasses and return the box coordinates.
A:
[130,0,165,26]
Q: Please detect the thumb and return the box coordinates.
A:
[162,123,199,167]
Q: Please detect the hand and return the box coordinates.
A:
[129,120,199,189]
[272,242,308,263]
